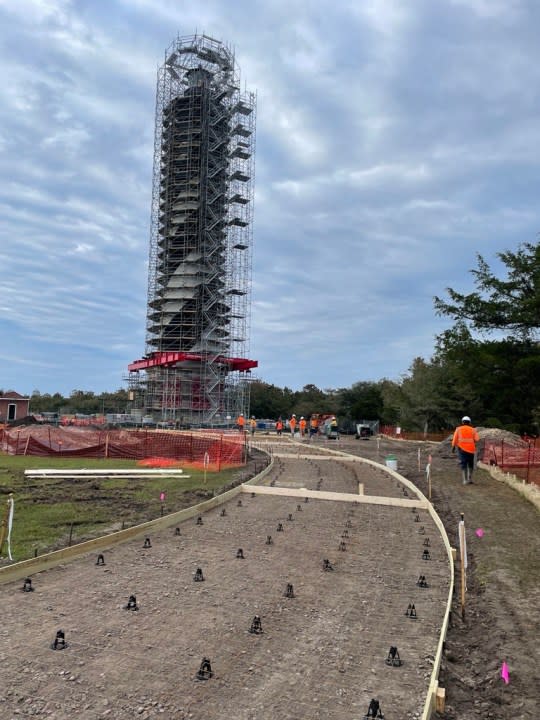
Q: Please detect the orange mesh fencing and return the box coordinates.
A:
[0,426,246,470]
[482,438,540,485]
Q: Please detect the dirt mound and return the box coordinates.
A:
[438,426,523,452]
[476,427,524,445]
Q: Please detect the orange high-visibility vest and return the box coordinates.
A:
[237,415,245,428]
[290,417,297,431]
[299,419,307,431]
[452,425,479,453]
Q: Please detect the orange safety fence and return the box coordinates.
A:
[0,426,246,470]
[482,438,540,486]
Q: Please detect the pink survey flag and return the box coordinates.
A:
[501,661,510,684]
[160,492,165,502]
[475,528,484,538]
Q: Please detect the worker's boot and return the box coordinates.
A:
[461,470,468,485]
[467,467,473,484]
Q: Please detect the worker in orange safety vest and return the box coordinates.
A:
[276,418,283,436]
[299,416,307,437]
[309,414,319,439]
[452,416,480,484]
[249,416,257,435]
[289,414,297,437]
[236,413,245,433]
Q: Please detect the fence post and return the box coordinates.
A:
[501,440,504,470]
[526,440,532,484]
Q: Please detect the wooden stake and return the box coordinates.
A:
[0,496,10,555]
[435,686,446,713]
[459,512,466,619]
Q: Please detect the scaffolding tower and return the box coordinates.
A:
[128,34,257,425]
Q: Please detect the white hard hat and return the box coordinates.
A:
[300,416,304,419]
[292,414,296,417]
[462,416,471,423]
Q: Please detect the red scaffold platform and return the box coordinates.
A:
[128,352,258,373]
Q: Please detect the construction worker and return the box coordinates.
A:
[276,417,283,436]
[309,414,319,439]
[236,413,245,433]
[289,414,297,437]
[249,416,257,436]
[299,416,307,438]
[452,416,480,484]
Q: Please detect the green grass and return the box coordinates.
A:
[0,453,240,561]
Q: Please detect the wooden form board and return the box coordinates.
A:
[24,469,186,476]
[242,484,428,509]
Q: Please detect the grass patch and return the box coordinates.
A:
[0,453,241,561]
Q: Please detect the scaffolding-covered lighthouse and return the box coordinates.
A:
[128,34,257,425]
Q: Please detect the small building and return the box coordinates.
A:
[0,391,30,423]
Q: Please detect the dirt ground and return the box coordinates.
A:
[1,434,538,720]
[335,435,540,720]
[1,438,451,720]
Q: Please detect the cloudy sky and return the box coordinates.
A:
[1,0,539,396]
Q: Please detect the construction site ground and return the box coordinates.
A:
[1,437,450,720]
[336,434,539,720]
[1,434,538,719]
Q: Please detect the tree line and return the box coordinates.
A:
[6,242,539,434]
